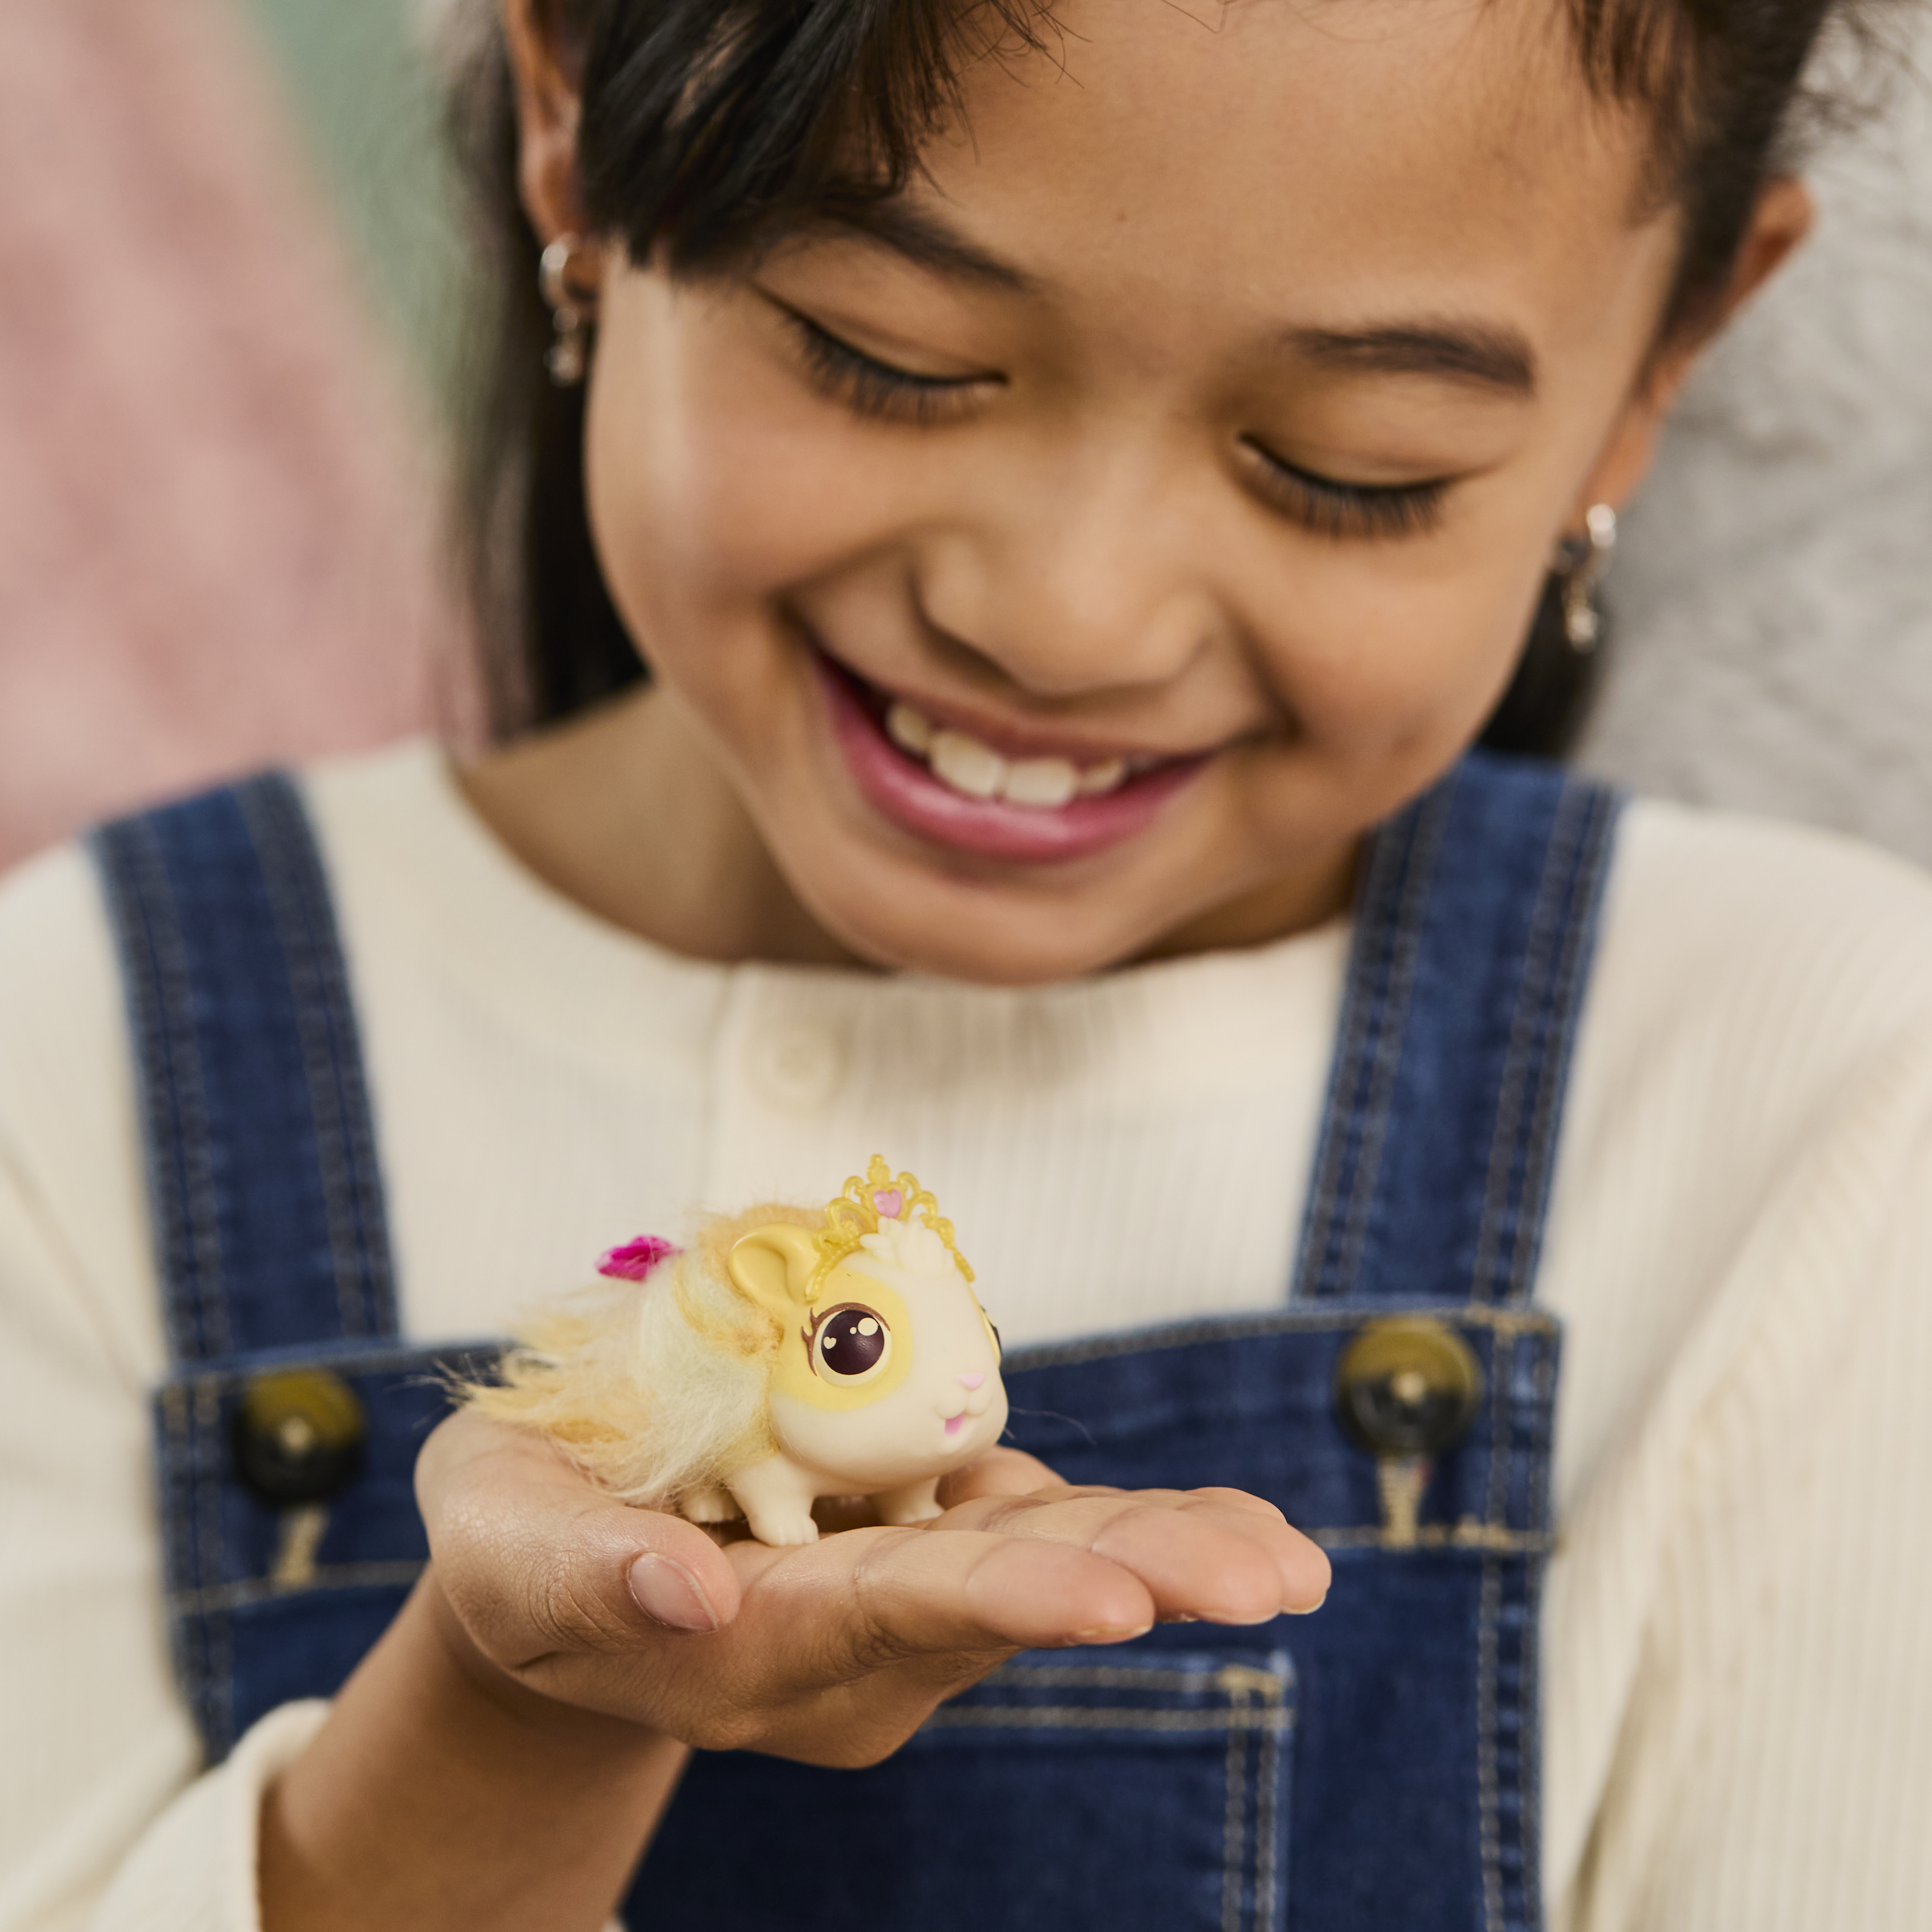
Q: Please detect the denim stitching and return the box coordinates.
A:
[236,777,397,1342]
[1296,781,1455,1301]
[1516,1556,1547,1929]
[1475,1551,1504,1932]
[1294,791,1429,1300]
[1006,1300,1554,1374]
[1308,1520,1552,1554]
[191,1377,237,1757]
[93,821,231,1361]
[1469,786,1618,1308]
[970,1664,1245,1691]
[929,1662,1289,1932]
[1531,1343,1559,1537]
[1467,794,1580,1305]
[237,779,364,1340]
[1505,792,1617,1307]
[156,1386,204,1757]
[1494,794,1587,1300]
[1290,829,1395,1300]
[1482,1327,1547,1931]
[146,832,231,1362]
[1483,1319,1521,1928]
[1482,1328,1515,1576]
[921,1705,1288,1733]
[1223,1691,1247,1932]
[1256,1707,1281,1931]
[170,1559,430,1618]
[1496,791,1591,1303]
[171,1338,497,1391]
[271,776,396,1339]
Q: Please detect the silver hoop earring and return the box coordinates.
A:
[539,234,598,387]
[1554,504,1616,653]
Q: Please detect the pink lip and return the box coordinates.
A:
[818,657,1208,865]
[945,1415,967,1437]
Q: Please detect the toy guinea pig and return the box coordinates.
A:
[463,1158,1008,1545]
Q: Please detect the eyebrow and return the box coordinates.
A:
[1285,323,1537,396]
[810,200,1040,295]
[798,202,1535,395]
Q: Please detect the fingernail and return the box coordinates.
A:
[1068,1622,1153,1643]
[628,1553,720,1631]
[1290,1590,1329,1616]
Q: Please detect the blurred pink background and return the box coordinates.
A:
[0,0,467,872]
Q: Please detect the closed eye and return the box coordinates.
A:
[771,300,995,427]
[1240,437,1451,541]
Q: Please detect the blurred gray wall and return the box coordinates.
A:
[1578,23,1932,867]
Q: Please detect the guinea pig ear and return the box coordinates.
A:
[727,1223,822,1320]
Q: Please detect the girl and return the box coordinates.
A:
[2,1,1929,1929]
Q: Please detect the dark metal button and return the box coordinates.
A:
[234,1369,365,1504]
[1335,1318,1482,1458]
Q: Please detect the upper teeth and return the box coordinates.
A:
[886,701,1132,808]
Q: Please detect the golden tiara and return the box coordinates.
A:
[812,1154,975,1292]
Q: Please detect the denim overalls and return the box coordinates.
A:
[92,751,1619,1932]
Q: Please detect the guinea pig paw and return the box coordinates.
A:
[747,1512,821,1546]
[874,1480,944,1526]
[682,1486,742,1524]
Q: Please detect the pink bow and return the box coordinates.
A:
[597,1234,683,1281]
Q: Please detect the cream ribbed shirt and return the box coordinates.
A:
[2,741,1931,1932]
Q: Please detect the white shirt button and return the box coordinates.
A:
[743,1020,848,1116]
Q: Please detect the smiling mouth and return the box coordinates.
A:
[815,651,1211,865]
[876,689,1155,809]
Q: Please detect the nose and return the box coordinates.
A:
[916,450,1221,697]
[958,1372,987,1390]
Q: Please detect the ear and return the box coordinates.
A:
[500,0,591,246]
[727,1225,822,1322]
[1572,176,1814,523]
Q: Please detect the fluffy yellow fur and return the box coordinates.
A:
[459,1203,822,1509]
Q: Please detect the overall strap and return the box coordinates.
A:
[91,772,397,1360]
[1296,752,1622,1308]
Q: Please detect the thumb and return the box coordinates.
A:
[417,1409,743,1676]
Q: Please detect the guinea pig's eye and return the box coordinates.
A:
[811,1304,892,1384]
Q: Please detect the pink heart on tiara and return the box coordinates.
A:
[872,1187,905,1219]
[598,1235,682,1281]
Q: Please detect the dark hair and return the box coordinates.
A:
[447,0,1871,749]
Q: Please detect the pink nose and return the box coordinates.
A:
[958,1372,987,1390]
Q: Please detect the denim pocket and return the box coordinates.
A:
[910,1647,1295,1932]
[640,1645,1295,1932]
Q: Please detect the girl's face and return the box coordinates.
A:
[568,0,1748,984]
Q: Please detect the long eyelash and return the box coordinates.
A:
[778,309,1443,534]
[1245,442,1450,540]
[784,310,982,427]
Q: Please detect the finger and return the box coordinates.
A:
[935,1445,1063,1506]
[1184,1488,1331,1611]
[417,1411,745,1676]
[718,1521,1160,1693]
[944,1487,1330,1621]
